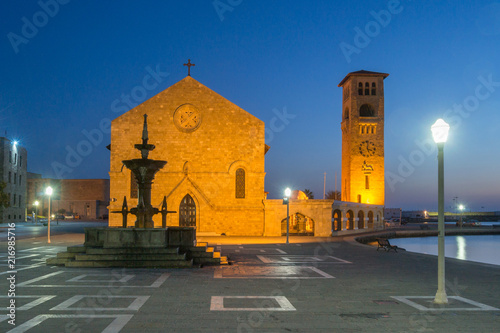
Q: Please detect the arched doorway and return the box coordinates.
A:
[358,210,365,229]
[281,212,314,236]
[333,209,342,231]
[179,194,196,227]
[368,211,374,229]
[346,210,354,230]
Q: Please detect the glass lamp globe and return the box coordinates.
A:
[431,119,450,143]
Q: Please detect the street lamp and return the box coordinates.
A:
[34,200,39,224]
[46,186,53,244]
[458,204,465,228]
[431,118,450,304]
[284,188,291,244]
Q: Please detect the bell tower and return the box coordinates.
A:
[338,70,388,206]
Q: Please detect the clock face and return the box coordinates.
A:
[173,104,202,132]
[359,140,376,157]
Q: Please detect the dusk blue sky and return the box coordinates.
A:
[2,0,500,211]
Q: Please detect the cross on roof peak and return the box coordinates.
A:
[183,59,195,76]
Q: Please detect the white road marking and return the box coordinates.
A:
[210,296,296,311]
[50,295,150,311]
[391,296,500,311]
[0,295,56,310]
[67,274,134,283]
[6,314,134,333]
[0,263,45,276]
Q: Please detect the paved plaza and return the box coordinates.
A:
[1,233,499,332]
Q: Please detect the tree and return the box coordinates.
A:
[303,189,314,199]
[326,190,341,200]
[0,181,10,209]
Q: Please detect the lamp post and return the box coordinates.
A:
[285,188,291,244]
[431,119,450,304]
[46,186,53,244]
[458,204,465,229]
[34,200,39,224]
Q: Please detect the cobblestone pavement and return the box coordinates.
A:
[1,234,499,332]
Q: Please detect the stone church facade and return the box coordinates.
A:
[109,76,267,235]
[108,72,385,236]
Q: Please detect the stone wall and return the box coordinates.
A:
[109,76,267,235]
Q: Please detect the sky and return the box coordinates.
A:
[1,0,500,211]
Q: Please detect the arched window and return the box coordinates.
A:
[235,168,245,198]
[365,82,370,95]
[344,107,349,120]
[358,82,363,95]
[371,82,376,95]
[359,104,375,117]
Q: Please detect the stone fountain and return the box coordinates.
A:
[123,114,167,228]
[45,114,226,267]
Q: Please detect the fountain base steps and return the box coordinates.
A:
[46,227,228,268]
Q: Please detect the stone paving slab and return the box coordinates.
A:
[0,233,499,332]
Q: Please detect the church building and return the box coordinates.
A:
[108,68,386,236]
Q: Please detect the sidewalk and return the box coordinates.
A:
[1,232,499,332]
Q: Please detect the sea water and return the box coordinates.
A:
[389,234,500,266]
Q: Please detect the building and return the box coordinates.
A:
[27,176,109,219]
[109,76,266,234]
[385,208,402,220]
[108,71,386,235]
[339,70,388,206]
[0,137,27,223]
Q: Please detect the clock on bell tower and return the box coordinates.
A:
[338,70,389,205]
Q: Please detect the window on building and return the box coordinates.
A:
[365,175,370,189]
[371,82,376,95]
[344,107,349,120]
[357,194,362,203]
[14,153,17,164]
[13,194,16,206]
[9,151,12,163]
[20,156,22,167]
[364,82,370,95]
[360,104,375,117]
[235,168,245,198]
[14,173,16,184]
[19,175,21,186]
[358,82,363,95]
[8,172,11,183]
[130,174,138,199]
[18,195,21,207]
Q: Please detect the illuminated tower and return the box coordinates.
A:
[338,70,388,205]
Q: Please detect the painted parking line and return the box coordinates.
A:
[18,272,170,288]
[66,274,134,283]
[0,263,45,276]
[257,255,352,264]
[214,266,334,279]
[275,249,287,254]
[17,271,64,286]
[0,254,40,260]
[210,296,296,311]
[6,314,133,333]
[50,295,150,311]
[0,295,56,311]
[391,296,500,311]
